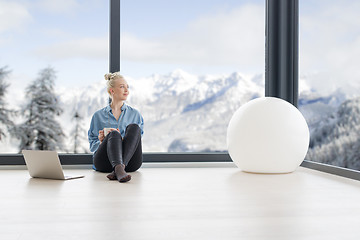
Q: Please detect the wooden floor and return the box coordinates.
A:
[1,163,360,240]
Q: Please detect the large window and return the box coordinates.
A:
[299,0,360,171]
[121,0,265,152]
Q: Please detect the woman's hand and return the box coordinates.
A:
[109,128,119,133]
[98,130,105,143]
[99,128,121,143]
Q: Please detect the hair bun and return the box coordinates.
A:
[104,73,112,81]
[104,72,123,81]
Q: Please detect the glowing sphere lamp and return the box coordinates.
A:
[227,97,309,173]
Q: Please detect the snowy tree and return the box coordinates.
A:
[70,109,88,153]
[306,97,360,170]
[0,67,15,141]
[16,67,65,151]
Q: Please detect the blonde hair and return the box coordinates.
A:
[104,72,124,98]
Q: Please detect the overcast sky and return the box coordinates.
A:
[1,0,360,96]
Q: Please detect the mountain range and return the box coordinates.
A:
[58,70,265,153]
[57,69,350,155]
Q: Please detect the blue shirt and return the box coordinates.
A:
[88,103,144,154]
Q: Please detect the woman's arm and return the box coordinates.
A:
[88,116,101,152]
[139,115,144,136]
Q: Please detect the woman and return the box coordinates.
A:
[88,72,144,183]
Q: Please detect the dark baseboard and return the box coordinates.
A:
[0,152,232,165]
[300,160,360,181]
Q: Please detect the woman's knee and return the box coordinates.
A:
[126,124,141,134]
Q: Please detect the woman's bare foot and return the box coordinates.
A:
[114,164,131,183]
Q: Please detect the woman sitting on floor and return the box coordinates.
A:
[88,72,144,183]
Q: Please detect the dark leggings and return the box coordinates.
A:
[93,124,142,173]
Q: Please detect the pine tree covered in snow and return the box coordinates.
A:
[70,109,89,153]
[15,67,65,151]
[306,97,360,170]
[0,67,15,141]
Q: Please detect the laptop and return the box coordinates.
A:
[22,150,85,180]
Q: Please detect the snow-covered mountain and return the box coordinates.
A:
[57,70,265,153]
[298,89,346,131]
[57,69,350,154]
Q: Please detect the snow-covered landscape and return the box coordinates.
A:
[1,69,360,170]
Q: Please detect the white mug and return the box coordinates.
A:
[103,128,116,136]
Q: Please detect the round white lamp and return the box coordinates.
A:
[227,97,309,173]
